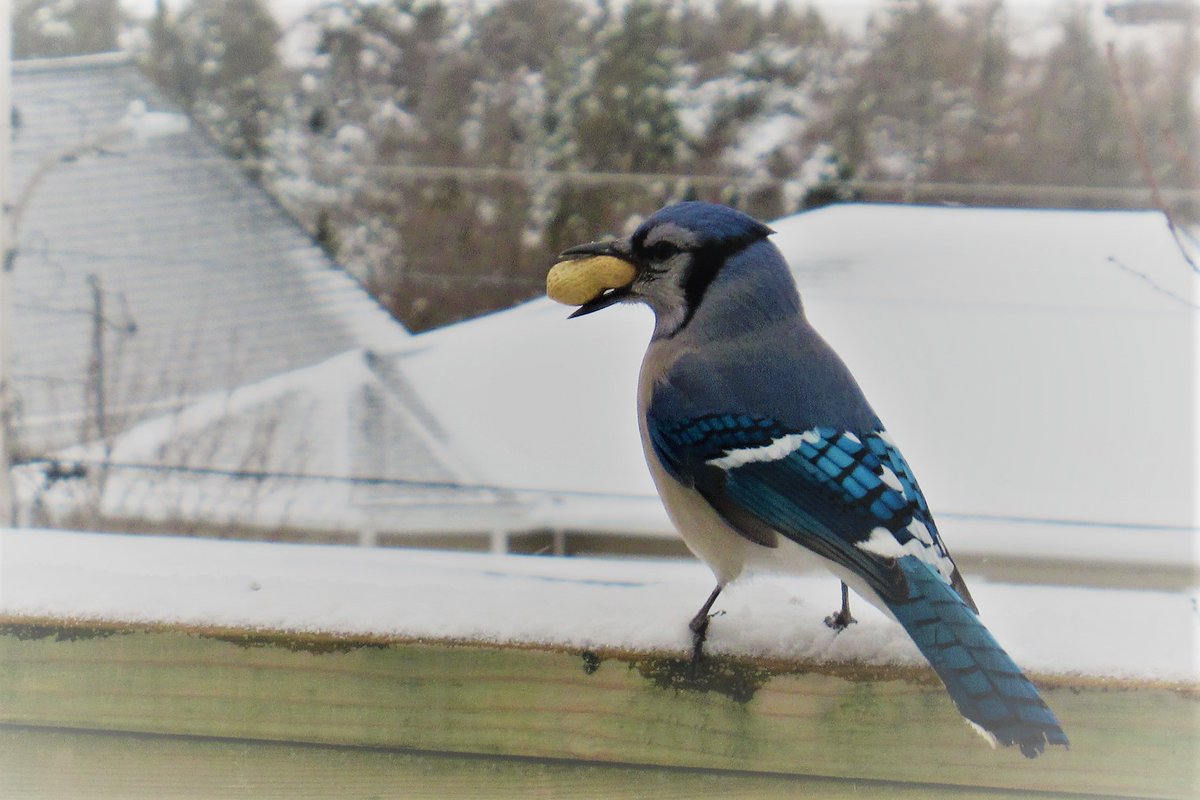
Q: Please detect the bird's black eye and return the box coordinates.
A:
[647,240,681,261]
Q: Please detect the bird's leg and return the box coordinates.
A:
[688,584,724,667]
[824,582,857,631]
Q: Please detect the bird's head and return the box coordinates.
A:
[547,201,781,339]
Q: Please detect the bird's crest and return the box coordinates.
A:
[632,201,774,252]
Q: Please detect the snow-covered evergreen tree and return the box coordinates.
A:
[118,0,1195,330]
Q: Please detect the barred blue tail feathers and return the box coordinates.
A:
[889,556,1069,758]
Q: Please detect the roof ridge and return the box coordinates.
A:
[13,50,131,73]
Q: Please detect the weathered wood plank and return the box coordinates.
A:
[2,726,1101,800]
[1,621,1196,799]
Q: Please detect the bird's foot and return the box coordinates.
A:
[689,617,708,671]
[687,585,725,674]
[824,582,857,631]
[688,609,724,677]
[824,607,857,631]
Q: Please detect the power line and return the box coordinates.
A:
[91,149,1200,207]
[22,235,1198,312]
[22,457,654,501]
[353,163,1200,207]
[15,241,1193,315]
[21,457,1198,533]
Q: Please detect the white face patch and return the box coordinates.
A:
[857,527,956,584]
[643,221,699,250]
[634,221,707,340]
[639,269,690,339]
[705,430,822,471]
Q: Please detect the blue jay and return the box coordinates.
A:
[548,201,1068,758]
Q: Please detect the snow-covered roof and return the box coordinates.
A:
[9,53,410,453]
[19,202,1194,561]
[16,349,518,535]
[396,203,1197,560]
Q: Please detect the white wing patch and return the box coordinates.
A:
[705,430,821,470]
[878,464,904,492]
[857,527,957,584]
[908,518,935,546]
[704,426,957,586]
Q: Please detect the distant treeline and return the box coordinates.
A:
[17,0,1198,330]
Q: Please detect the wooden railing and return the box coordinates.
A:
[1,528,1196,798]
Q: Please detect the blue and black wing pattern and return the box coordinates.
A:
[648,411,1067,757]
[648,413,962,603]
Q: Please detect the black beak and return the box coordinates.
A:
[558,238,629,259]
[568,288,631,318]
[557,239,636,318]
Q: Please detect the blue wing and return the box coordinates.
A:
[648,412,972,607]
[648,412,1068,756]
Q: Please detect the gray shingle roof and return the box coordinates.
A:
[18,348,517,536]
[10,53,410,454]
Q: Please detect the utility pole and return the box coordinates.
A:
[0,0,14,527]
[86,275,107,445]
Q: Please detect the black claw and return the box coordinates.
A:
[824,608,857,630]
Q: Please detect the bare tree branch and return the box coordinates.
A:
[1106,41,1198,274]
[1107,256,1198,309]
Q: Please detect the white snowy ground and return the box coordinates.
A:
[2,528,1196,683]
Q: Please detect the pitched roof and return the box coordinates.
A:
[9,53,410,454]
[17,203,1195,558]
[19,348,519,535]
[396,204,1196,545]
